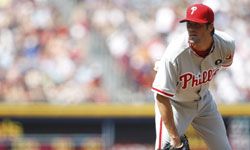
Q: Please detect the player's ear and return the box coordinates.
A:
[208,23,214,32]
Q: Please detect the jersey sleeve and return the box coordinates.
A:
[221,36,235,67]
[151,59,177,98]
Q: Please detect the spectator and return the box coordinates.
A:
[0,0,249,104]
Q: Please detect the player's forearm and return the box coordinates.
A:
[156,94,179,138]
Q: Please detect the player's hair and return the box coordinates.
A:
[211,28,215,35]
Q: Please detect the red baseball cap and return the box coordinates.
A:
[179,3,214,24]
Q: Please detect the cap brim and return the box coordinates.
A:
[179,18,208,23]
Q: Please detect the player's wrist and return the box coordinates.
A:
[169,134,180,139]
[170,136,182,148]
[170,136,179,140]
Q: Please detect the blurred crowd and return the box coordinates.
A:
[0,0,249,104]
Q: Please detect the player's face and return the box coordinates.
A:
[186,21,212,45]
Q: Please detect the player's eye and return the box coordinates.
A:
[187,22,203,29]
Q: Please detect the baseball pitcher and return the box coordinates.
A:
[152,3,235,150]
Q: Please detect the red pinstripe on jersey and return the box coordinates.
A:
[151,87,174,97]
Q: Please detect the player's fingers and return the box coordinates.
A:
[169,142,183,150]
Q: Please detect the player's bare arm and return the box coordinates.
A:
[156,94,183,148]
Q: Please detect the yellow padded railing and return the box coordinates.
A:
[0,103,249,117]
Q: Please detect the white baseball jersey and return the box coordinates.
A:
[152,30,235,102]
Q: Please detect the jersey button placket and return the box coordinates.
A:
[199,59,207,101]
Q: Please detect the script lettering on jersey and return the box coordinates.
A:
[179,69,219,89]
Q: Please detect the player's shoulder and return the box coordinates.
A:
[161,32,189,62]
[214,30,235,47]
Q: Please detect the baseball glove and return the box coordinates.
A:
[162,135,190,150]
